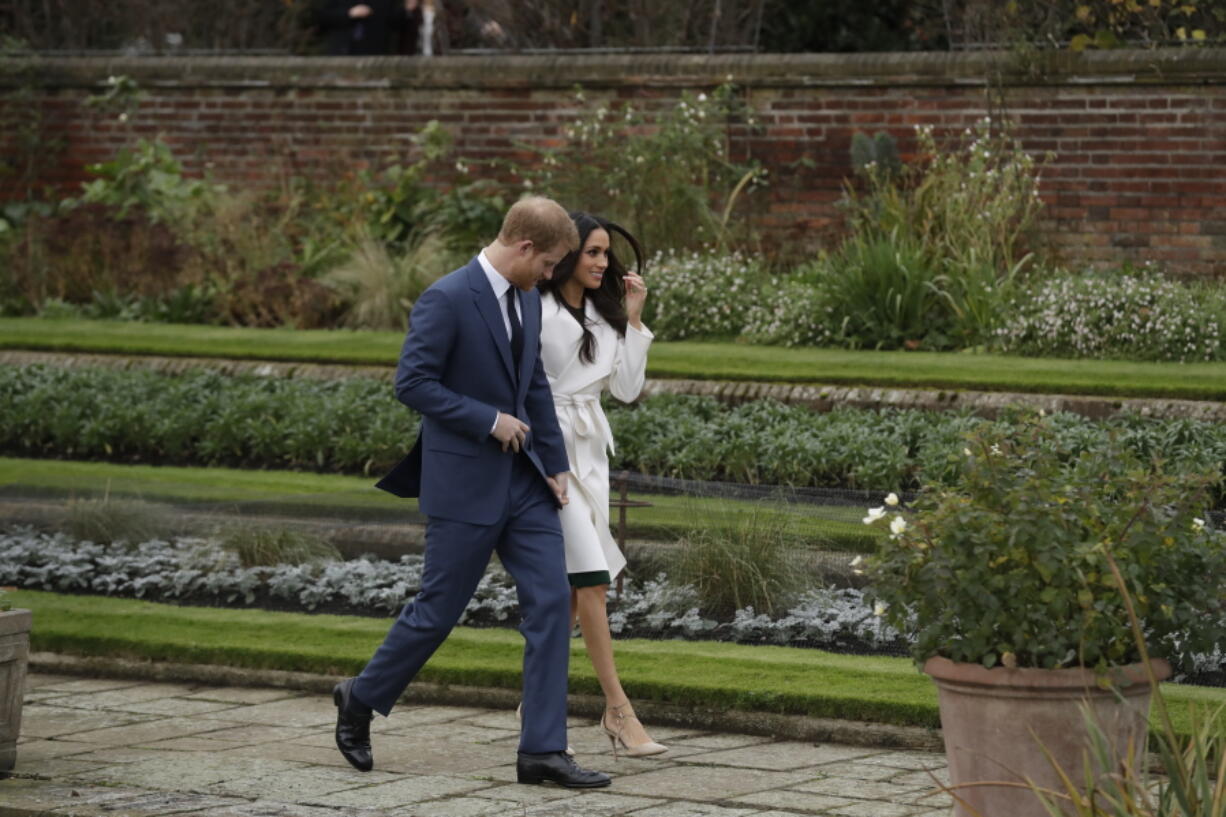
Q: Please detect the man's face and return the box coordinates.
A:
[508,241,567,291]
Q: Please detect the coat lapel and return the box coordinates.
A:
[466,261,516,386]
[546,296,614,394]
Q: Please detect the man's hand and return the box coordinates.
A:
[348,4,373,18]
[492,411,530,453]
[546,472,569,506]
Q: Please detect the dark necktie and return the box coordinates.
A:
[506,288,523,375]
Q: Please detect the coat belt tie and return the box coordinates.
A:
[552,393,612,482]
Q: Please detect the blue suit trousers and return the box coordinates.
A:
[352,454,571,753]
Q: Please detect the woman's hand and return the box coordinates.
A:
[624,271,647,329]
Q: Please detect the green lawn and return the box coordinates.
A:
[0,457,881,552]
[8,590,1222,739]
[3,317,1223,400]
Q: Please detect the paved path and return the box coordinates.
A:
[3,672,953,817]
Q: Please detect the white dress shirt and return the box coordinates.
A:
[478,249,517,341]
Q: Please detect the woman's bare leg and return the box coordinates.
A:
[573,584,658,748]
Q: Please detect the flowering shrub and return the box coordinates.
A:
[741,275,836,347]
[866,413,1226,673]
[825,119,1046,349]
[996,268,1224,362]
[848,120,1045,276]
[642,249,767,340]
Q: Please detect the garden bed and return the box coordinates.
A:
[3,317,1226,399]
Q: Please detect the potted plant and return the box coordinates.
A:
[0,587,32,772]
[865,414,1226,817]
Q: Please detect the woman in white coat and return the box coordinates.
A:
[538,212,666,758]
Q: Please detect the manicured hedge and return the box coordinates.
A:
[2,364,1225,497]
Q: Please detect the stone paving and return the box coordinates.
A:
[3,672,954,817]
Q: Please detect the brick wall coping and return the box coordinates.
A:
[5,47,1226,91]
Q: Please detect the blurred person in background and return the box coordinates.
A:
[317,0,422,55]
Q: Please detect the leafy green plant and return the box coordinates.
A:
[63,496,173,546]
[6,365,1226,503]
[1023,507,1226,817]
[669,502,806,618]
[73,138,217,223]
[517,83,765,254]
[218,525,340,568]
[0,587,12,611]
[866,412,1226,673]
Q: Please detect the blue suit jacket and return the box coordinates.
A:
[376,258,570,525]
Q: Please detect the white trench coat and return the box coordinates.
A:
[539,292,653,579]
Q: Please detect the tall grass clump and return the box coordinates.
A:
[320,231,457,330]
[63,496,173,546]
[218,525,341,568]
[669,502,805,618]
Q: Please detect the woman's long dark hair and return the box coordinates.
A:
[539,212,645,365]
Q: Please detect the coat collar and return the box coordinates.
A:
[541,291,614,394]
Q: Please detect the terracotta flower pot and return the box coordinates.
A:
[924,655,1170,817]
[0,608,32,772]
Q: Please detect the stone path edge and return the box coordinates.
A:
[28,652,943,754]
[2,349,1221,422]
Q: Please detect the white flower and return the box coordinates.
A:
[849,555,863,567]
[885,492,899,507]
[862,506,886,525]
[963,447,972,457]
[990,444,1002,456]
[118,112,128,123]
[454,160,468,174]
[889,516,907,536]
[697,93,707,102]
[873,602,888,617]
[1192,518,1206,532]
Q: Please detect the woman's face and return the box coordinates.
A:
[573,228,610,291]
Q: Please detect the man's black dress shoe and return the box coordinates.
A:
[333,678,374,772]
[516,751,611,788]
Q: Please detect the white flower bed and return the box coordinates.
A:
[996,269,1223,362]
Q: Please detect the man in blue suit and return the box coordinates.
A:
[332,196,611,788]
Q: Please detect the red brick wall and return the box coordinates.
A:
[3,49,1224,275]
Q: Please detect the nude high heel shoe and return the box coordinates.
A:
[599,702,667,758]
